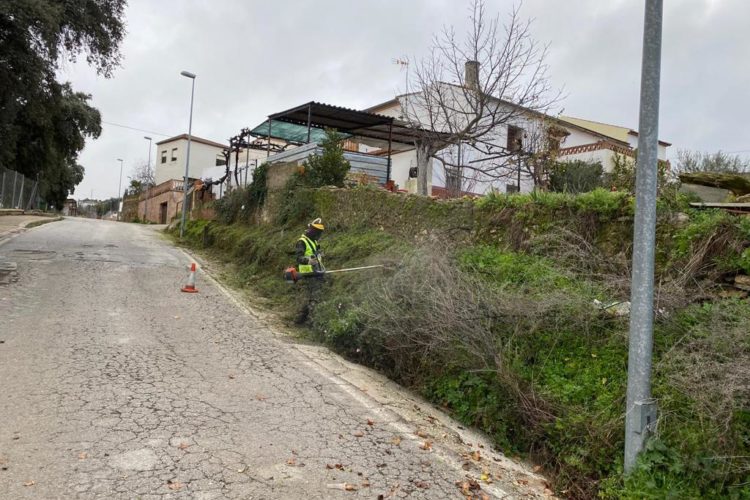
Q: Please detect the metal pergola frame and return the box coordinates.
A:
[253,101,449,184]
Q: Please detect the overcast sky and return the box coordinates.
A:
[60,0,750,200]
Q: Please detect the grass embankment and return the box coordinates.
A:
[177,186,750,499]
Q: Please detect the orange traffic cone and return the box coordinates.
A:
[181,263,199,293]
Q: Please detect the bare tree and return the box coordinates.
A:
[128,160,155,193]
[675,149,750,174]
[400,0,560,195]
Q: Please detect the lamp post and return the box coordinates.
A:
[179,70,196,238]
[144,136,152,222]
[116,158,124,221]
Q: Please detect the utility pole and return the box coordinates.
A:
[624,0,663,474]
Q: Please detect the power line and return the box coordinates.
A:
[101,120,173,137]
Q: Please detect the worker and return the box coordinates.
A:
[296,218,325,276]
[294,218,325,323]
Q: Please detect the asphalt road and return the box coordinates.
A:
[0,218,550,499]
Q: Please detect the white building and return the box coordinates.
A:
[556,116,670,169]
[154,134,229,185]
[365,63,670,195]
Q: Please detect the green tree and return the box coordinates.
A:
[0,0,126,204]
[11,82,102,207]
[301,129,352,187]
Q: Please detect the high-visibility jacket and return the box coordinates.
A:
[296,235,321,274]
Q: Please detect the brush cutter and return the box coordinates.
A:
[284,264,386,283]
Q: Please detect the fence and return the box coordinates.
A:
[0,167,39,210]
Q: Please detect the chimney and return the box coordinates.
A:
[465,60,479,90]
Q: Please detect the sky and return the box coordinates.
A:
[59,0,750,200]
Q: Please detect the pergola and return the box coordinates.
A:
[249,101,446,183]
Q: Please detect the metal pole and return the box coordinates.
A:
[17,176,25,209]
[25,179,38,211]
[387,121,393,185]
[0,170,5,208]
[11,170,18,208]
[180,71,196,239]
[306,103,312,144]
[144,136,152,222]
[624,0,663,474]
[245,140,250,187]
[457,141,462,196]
[267,119,272,158]
[116,159,124,220]
[517,156,521,193]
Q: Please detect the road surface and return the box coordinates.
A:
[0,218,549,499]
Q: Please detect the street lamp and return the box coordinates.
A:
[143,136,152,222]
[179,70,196,238]
[116,158,124,221]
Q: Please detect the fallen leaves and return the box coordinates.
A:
[454,477,494,500]
[255,393,267,401]
[78,452,87,460]
[325,463,345,470]
[23,480,35,487]
[413,479,430,489]
[456,478,480,494]
[167,479,182,491]
[228,374,236,379]
[390,436,401,446]
[177,442,189,451]
[420,440,432,451]
[326,482,357,491]
[352,431,365,438]
[367,419,375,426]
[470,450,481,461]
[415,429,429,439]
[532,465,543,473]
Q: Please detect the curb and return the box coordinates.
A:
[22,217,63,229]
[0,216,63,247]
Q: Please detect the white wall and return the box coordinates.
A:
[154,138,226,184]
[372,91,672,195]
[560,149,618,172]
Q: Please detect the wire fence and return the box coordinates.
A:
[0,167,40,210]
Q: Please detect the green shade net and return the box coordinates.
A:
[249,120,351,144]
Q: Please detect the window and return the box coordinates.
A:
[215,155,226,166]
[160,150,167,164]
[507,125,524,153]
[171,148,178,162]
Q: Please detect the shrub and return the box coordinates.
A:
[213,163,269,224]
[549,159,604,193]
[300,128,351,188]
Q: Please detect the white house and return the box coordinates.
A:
[154,134,229,185]
[556,115,670,169]
[364,62,670,195]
